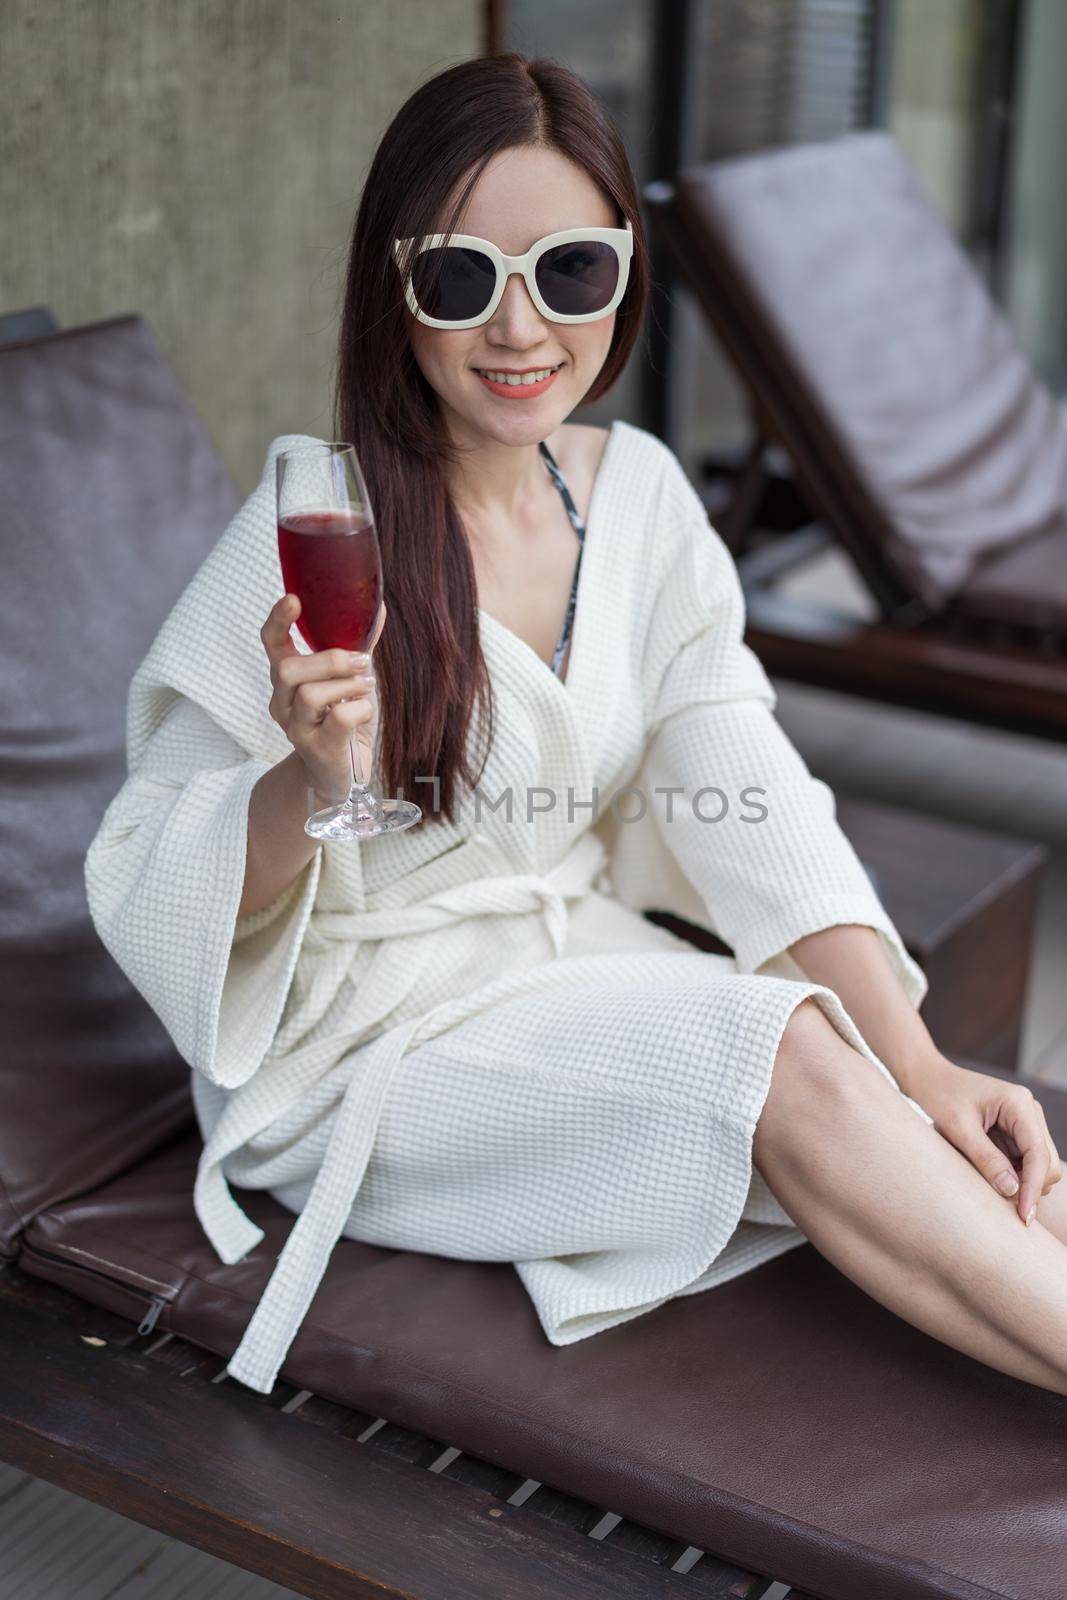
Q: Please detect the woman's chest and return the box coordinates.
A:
[467,493,581,674]
[464,426,608,675]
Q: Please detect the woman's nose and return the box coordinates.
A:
[490,270,546,338]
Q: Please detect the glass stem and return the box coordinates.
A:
[344,650,379,816]
[346,737,377,821]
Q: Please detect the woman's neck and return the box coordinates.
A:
[446,419,563,525]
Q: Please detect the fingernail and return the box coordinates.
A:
[995,1171,1020,1196]
[348,652,370,668]
[1025,1204,1037,1227]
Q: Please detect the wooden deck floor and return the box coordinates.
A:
[0,1459,307,1599]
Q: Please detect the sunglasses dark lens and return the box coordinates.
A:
[535,241,620,315]
[410,246,496,321]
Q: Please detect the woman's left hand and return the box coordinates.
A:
[913,1055,1063,1226]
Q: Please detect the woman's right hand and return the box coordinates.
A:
[261,594,387,805]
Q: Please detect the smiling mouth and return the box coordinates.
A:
[473,363,565,381]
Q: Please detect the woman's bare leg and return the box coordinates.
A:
[1026,1167,1067,1249]
[752,997,1067,1395]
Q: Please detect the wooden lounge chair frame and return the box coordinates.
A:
[642,163,1067,747]
[0,1258,822,1599]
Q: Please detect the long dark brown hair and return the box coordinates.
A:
[333,52,650,827]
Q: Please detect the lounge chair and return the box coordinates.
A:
[643,131,1067,743]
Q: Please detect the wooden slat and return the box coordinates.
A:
[0,1265,777,1596]
[0,1281,736,1600]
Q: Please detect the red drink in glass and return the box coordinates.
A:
[277,509,382,653]
[275,440,420,841]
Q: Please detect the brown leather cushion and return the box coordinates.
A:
[0,316,238,1258]
[950,512,1067,636]
[675,132,1067,622]
[20,1060,1067,1600]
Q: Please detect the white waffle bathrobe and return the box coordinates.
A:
[85,419,932,1395]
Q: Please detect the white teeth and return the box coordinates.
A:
[478,366,559,386]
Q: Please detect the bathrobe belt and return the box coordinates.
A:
[195,828,607,1394]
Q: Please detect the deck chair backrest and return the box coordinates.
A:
[668,131,1067,620]
[0,315,238,1258]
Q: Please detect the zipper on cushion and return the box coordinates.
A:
[137,1294,168,1334]
[20,1240,176,1336]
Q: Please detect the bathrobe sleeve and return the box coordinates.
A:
[636,453,928,1010]
[84,435,326,1090]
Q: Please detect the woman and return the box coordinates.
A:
[85,53,1067,1399]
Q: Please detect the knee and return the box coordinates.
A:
[778,994,835,1054]
[769,995,860,1102]
[755,997,857,1160]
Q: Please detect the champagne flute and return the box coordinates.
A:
[276,442,421,840]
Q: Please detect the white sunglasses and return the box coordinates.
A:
[393,219,634,329]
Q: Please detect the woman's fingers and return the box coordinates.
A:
[905,1062,1062,1227]
[260,592,385,798]
[1003,1091,1052,1225]
[272,651,357,722]
[933,1069,1059,1227]
[261,594,301,666]
[967,1122,1025,1208]
[291,673,375,726]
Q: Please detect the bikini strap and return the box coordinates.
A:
[538,441,586,678]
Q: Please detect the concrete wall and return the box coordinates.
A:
[0,1,482,492]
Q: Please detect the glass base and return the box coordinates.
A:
[305,790,422,841]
